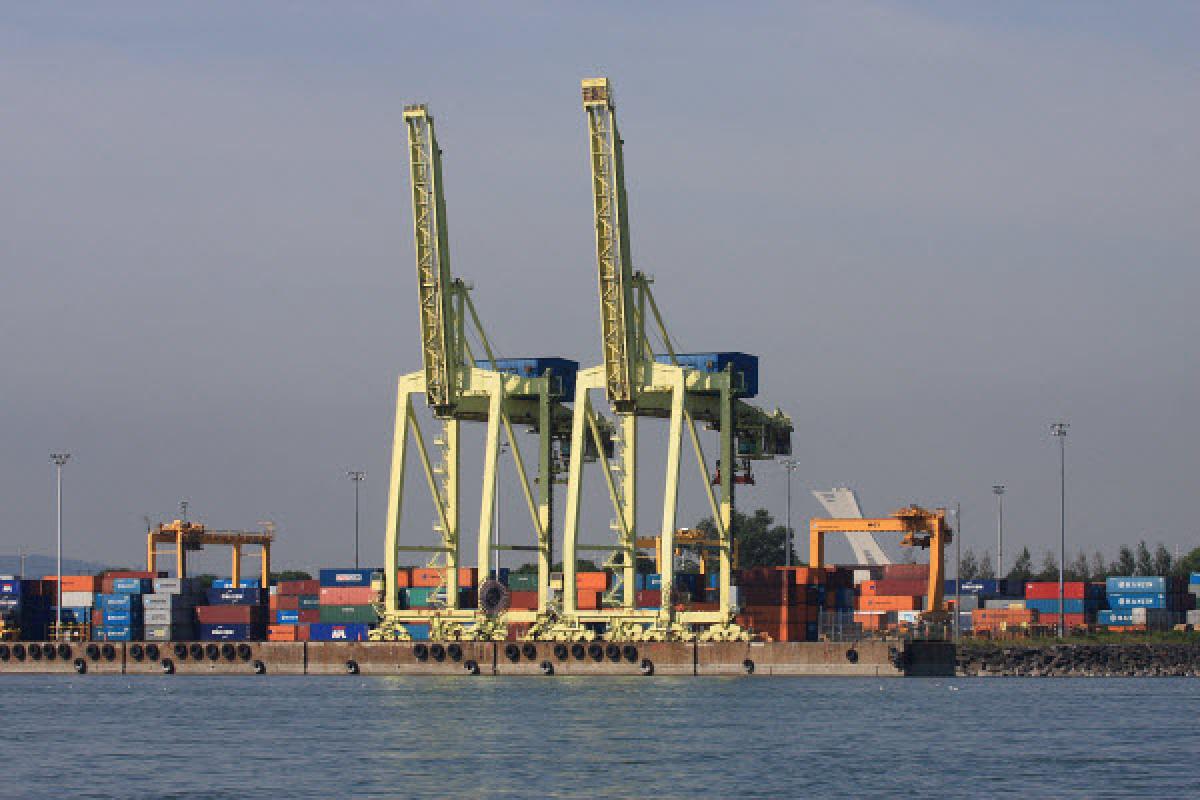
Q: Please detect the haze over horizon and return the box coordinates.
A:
[3,3,1197,574]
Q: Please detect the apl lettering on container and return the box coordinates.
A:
[308,623,370,641]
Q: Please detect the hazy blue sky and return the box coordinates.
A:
[3,3,1197,574]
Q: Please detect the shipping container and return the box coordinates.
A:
[653,352,758,397]
[318,586,377,605]
[144,609,194,626]
[143,594,196,610]
[410,568,443,588]
[199,623,262,641]
[861,579,927,597]
[1106,576,1170,594]
[308,623,370,641]
[196,605,266,625]
[277,579,320,596]
[205,588,265,606]
[576,572,608,591]
[1025,581,1104,601]
[211,579,261,589]
[506,572,539,591]
[318,605,379,624]
[508,590,539,610]
[318,568,380,588]
[1025,598,1088,614]
[43,575,101,593]
[1108,593,1174,610]
[59,591,95,608]
[111,577,152,594]
[298,595,320,610]
[0,579,20,596]
[856,595,921,612]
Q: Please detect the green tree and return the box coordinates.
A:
[1111,545,1136,576]
[1134,541,1153,575]
[697,508,796,568]
[1173,546,1200,576]
[1152,543,1172,576]
[1036,551,1059,581]
[270,570,312,582]
[959,549,979,580]
[1066,551,1090,582]
[1089,551,1107,582]
[1006,547,1033,585]
[977,550,995,579]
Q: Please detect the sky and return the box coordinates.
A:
[2,2,1197,574]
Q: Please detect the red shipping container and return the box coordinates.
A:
[636,589,662,607]
[576,572,608,591]
[411,568,442,588]
[270,595,300,611]
[856,595,921,611]
[196,605,265,624]
[508,590,539,610]
[883,564,929,580]
[298,609,320,624]
[103,570,158,579]
[278,580,319,596]
[860,579,927,597]
[576,590,602,610]
[1025,581,1088,600]
[319,586,376,605]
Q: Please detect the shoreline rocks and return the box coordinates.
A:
[957,643,1200,677]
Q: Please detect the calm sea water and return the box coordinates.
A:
[1,675,1194,798]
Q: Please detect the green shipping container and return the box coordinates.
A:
[507,572,539,591]
[404,587,439,607]
[319,604,380,624]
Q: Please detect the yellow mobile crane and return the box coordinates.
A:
[546,78,793,642]
[375,105,578,641]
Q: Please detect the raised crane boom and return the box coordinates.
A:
[582,78,643,413]
[405,104,460,415]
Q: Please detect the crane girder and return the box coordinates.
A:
[582,78,641,411]
[404,104,459,414]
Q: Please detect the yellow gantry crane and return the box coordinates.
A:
[376,104,577,641]
[546,78,793,642]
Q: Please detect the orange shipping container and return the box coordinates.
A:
[508,590,539,610]
[395,568,411,589]
[319,586,376,605]
[43,575,99,593]
[576,572,608,591]
[576,590,603,610]
[856,595,921,612]
[458,567,478,588]
[267,624,297,641]
[411,568,443,588]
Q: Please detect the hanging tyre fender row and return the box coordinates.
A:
[0,645,9,661]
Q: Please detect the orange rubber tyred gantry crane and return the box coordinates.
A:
[809,505,952,612]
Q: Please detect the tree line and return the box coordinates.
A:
[959,542,1200,584]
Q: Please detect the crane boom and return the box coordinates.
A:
[404,104,459,414]
[582,78,642,412]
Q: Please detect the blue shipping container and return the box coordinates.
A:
[643,574,662,591]
[0,595,20,609]
[0,579,20,596]
[406,623,431,642]
[205,588,265,606]
[275,610,300,625]
[654,352,759,398]
[102,610,143,625]
[1026,598,1087,614]
[1190,572,1200,586]
[309,623,370,641]
[298,595,320,610]
[1098,610,1136,626]
[1106,576,1167,594]
[944,579,1012,596]
[96,593,142,610]
[212,579,261,589]
[199,623,262,641]
[475,357,580,399]
[96,625,139,641]
[1108,593,1170,610]
[318,568,380,588]
[112,577,152,594]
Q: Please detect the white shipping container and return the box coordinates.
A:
[1186,610,1200,626]
[1131,607,1173,630]
[60,591,94,607]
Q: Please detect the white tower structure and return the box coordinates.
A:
[810,487,892,566]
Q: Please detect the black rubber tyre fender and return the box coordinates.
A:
[57,643,71,660]
[204,643,219,661]
[173,643,188,659]
[73,657,87,674]
[86,643,100,660]
[236,643,252,661]
[605,643,621,662]
[189,643,204,660]
[743,658,755,675]
[221,643,236,661]
[571,642,586,660]
[846,648,859,664]
[161,659,174,675]
[622,645,638,663]
[345,660,359,675]
[29,644,43,661]
[639,658,654,676]
[430,644,446,662]
[0,645,9,661]
[463,659,480,675]
[101,644,116,662]
[553,643,569,661]
[13,644,26,661]
[587,642,604,662]
[129,644,145,661]
[521,643,537,661]
[253,660,266,674]
[540,660,554,676]
[446,643,463,662]
[413,643,429,661]
[145,644,160,662]
[503,643,520,662]
[43,644,57,661]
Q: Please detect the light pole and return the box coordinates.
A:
[950,503,961,642]
[992,485,1005,580]
[493,442,508,576]
[50,453,70,640]
[347,471,366,568]
[780,459,799,566]
[1050,422,1068,638]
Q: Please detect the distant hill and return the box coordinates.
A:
[0,554,112,579]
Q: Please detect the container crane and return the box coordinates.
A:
[376,104,577,641]
[547,78,793,642]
